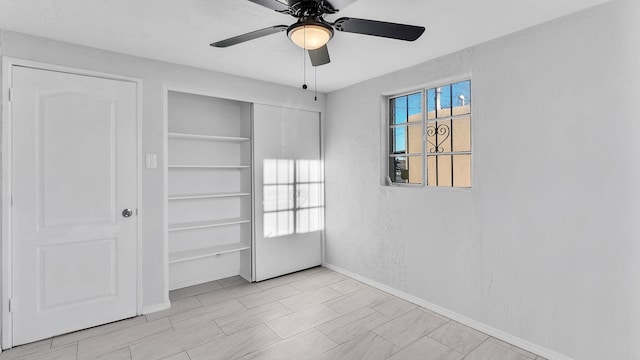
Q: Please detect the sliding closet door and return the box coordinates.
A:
[253,104,323,281]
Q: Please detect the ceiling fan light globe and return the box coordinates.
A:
[288,23,333,50]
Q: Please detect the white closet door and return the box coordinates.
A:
[253,104,322,281]
[10,66,138,345]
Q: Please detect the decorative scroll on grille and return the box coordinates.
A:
[426,124,450,153]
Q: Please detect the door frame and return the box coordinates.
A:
[1,57,143,349]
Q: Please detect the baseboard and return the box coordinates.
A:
[142,300,171,315]
[323,262,573,360]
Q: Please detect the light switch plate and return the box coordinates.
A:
[145,154,157,169]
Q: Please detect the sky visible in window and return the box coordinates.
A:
[393,92,421,152]
[427,80,471,114]
[393,80,471,154]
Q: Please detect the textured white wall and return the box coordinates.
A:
[324,1,640,359]
[0,30,325,312]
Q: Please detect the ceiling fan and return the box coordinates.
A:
[210,0,426,66]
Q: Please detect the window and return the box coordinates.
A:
[263,159,324,238]
[388,79,472,187]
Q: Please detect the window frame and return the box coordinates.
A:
[385,76,472,189]
[388,90,426,187]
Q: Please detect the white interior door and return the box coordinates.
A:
[10,65,138,346]
[253,104,323,281]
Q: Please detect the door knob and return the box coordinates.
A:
[122,209,133,218]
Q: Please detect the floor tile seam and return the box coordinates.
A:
[213,318,234,337]
[85,324,176,359]
[289,277,346,292]
[217,278,243,289]
[425,327,472,357]
[239,324,285,357]
[312,324,334,340]
[426,321,492,356]
[224,299,292,322]
[195,285,262,306]
[350,305,397,330]
[240,329,340,360]
[368,304,415,321]
[367,306,419,329]
[460,337,492,359]
[51,337,78,349]
[154,348,190,360]
[311,303,382,327]
[182,325,245,360]
[168,308,233,330]
[305,335,342,360]
[52,316,150,350]
[193,295,204,307]
[300,268,332,278]
[77,344,131,360]
[239,290,303,309]
[455,336,490,358]
[365,331,400,355]
[392,331,465,359]
[173,286,222,299]
[262,317,289,341]
[214,305,290,337]
[372,318,454,352]
[424,318,452,338]
[373,329,420,352]
[375,303,419,319]
[487,338,539,359]
[277,298,298,312]
[278,289,343,312]
[168,316,179,332]
[170,290,203,302]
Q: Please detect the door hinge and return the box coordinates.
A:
[7,88,12,102]
[136,209,138,216]
[8,298,12,313]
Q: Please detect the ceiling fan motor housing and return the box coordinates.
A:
[287,0,337,18]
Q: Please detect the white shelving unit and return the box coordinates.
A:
[168,218,251,232]
[168,164,250,169]
[168,192,250,201]
[168,132,250,142]
[167,90,252,290]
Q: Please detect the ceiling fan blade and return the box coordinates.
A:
[333,17,425,41]
[210,25,288,48]
[327,0,357,11]
[247,0,290,12]
[308,45,330,66]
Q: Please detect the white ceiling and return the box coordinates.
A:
[0,0,610,92]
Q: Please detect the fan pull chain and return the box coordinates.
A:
[302,26,308,90]
[314,67,317,101]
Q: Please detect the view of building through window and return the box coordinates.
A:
[388,80,471,187]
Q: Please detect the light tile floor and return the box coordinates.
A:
[0,267,549,360]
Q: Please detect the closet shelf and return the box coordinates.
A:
[169,243,250,264]
[168,192,251,200]
[168,218,251,232]
[168,164,250,169]
[168,132,250,142]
